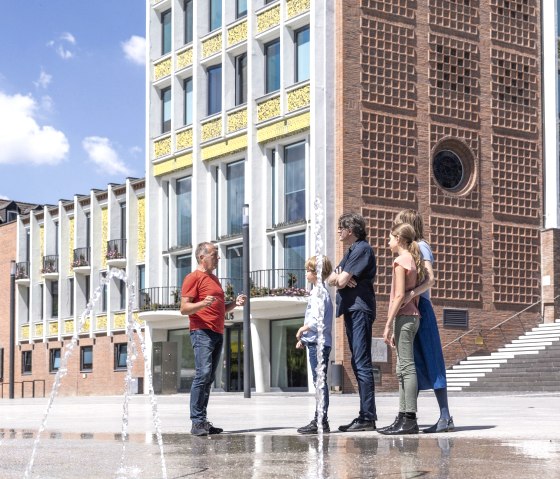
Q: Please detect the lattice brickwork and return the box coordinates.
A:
[429,124,480,210]
[362,207,396,298]
[491,49,538,133]
[361,113,417,204]
[492,135,540,220]
[428,34,480,123]
[430,216,481,302]
[492,223,540,304]
[428,0,480,36]
[361,0,416,19]
[361,18,416,111]
[490,0,538,50]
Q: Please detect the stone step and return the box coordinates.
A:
[462,358,508,364]
[446,372,487,378]
[525,329,560,337]
[504,342,553,348]
[497,346,546,352]
[512,336,560,343]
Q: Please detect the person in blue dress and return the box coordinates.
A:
[394,209,454,433]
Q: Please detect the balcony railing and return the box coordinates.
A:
[41,255,58,274]
[250,268,307,297]
[72,247,91,267]
[107,239,126,260]
[219,277,243,301]
[16,261,29,280]
[139,286,180,311]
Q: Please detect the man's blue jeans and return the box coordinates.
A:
[344,310,377,421]
[306,343,331,420]
[190,329,223,423]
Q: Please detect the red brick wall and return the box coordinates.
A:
[541,229,560,323]
[337,0,543,392]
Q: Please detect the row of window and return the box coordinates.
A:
[21,344,128,375]
[161,0,278,56]
[160,26,310,132]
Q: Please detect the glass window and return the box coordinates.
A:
[235,53,247,106]
[162,9,172,55]
[22,351,32,374]
[177,176,192,247]
[50,348,61,373]
[69,278,74,316]
[81,346,93,371]
[284,231,306,288]
[162,87,171,133]
[85,213,91,248]
[271,149,276,226]
[265,39,280,93]
[177,255,191,290]
[54,221,59,255]
[115,343,127,370]
[184,0,193,44]
[295,26,310,82]
[120,203,126,239]
[137,265,146,309]
[284,141,306,223]
[227,161,245,235]
[101,272,107,313]
[270,318,307,389]
[168,329,195,391]
[51,281,58,318]
[226,244,243,296]
[236,0,247,18]
[85,275,90,307]
[119,279,126,311]
[40,284,44,319]
[209,0,222,31]
[207,65,222,115]
[184,77,193,126]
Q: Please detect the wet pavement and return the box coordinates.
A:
[1,392,559,478]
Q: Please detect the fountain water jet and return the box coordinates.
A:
[24,267,167,479]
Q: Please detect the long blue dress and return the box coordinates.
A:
[414,241,447,391]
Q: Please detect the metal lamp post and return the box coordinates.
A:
[242,204,252,398]
[9,260,16,399]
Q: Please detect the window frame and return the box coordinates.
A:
[183,77,193,126]
[21,350,32,375]
[236,0,248,19]
[80,346,93,372]
[49,348,61,373]
[207,64,222,115]
[209,0,222,32]
[265,38,281,94]
[161,86,172,134]
[284,141,306,223]
[114,343,128,370]
[161,9,172,55]
[235,53,248,106]
[295,26,310,83]
[226,160,245,236]
[184,0,193,45]
[176,176,192,248]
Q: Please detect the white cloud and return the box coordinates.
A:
[0,194,9,200]
[0,91,69,165]
[34,70,52,89]
[47,32,76,59]
[82,136,131,176]
[129,146,142,156]
[122,35,146,65]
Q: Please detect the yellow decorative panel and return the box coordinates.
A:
[202,134,247,161]
[257,111,310,143]
[154,57,172,80]
[257,4,281,33]
[101,207,108,268]
[114,313,126,329]
[177,47,193,69]
[286,0,310,18]
[34,323,43,337]
[80,319,90,333]
[201,118,222,142]
[257,96,281,122]
[287,84,311,112]
[40,225,44,266]
[202,33,222,58]
[227,21,248,46]
[21,325,29,340]
[154,136,172,159]
[68,217,75,274]
[48,321,58,336]
[176,128,193,151]
[133,311,145,326]
[96,315,107,330]
[64,319,74,334]
[227,108,248,133]
[137,197,146,262]
[153,153,193,177]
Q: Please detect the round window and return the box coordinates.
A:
[432,150,464,190]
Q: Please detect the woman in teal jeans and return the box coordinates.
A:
[394,209,454,433]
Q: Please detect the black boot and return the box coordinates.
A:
[380,416,419,435]
[377,413,404,434]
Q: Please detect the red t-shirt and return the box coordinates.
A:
[181,270,226,334]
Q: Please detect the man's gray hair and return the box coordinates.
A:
[195,242,214,263]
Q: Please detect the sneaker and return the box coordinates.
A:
[338,417,376,432]
[191,421,210,436]
[297,419,330,435]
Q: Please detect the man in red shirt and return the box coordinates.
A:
[181,242,246,436]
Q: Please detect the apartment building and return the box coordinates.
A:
[143,0,546,394]
[6,180,146,397]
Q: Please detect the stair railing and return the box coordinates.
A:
[441,296,560,358]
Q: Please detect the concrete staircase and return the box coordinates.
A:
[446,320,560,392]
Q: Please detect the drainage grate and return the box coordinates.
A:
[443,309,469,328]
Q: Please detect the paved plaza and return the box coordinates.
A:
[1,391,559,478]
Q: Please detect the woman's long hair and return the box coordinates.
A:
[391,223,426,283]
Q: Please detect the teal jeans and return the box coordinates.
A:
[394,315,420,413]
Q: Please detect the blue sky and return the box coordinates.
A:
[0,1,146,205]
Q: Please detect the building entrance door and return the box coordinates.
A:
[152,341,178,394]
[224,324,243,391]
